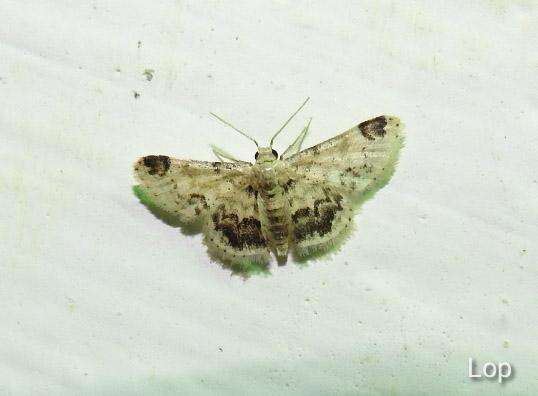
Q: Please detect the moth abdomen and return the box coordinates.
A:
[255,164,291,258]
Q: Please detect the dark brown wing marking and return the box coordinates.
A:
[212,205,266,250]
[142,155,171,176]
[291,188,344,241]
[358,116,387,140]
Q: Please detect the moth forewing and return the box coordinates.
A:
[134,156,271,271]
[283,115,404,256]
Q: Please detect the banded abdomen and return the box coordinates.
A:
[257,167,289,258]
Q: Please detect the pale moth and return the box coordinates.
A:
[134,98,404,272]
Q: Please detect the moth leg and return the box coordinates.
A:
[280,118,312,159]
[210,144,240,162]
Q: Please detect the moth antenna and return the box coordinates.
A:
[269,97,310,148]
[210,112,259,147]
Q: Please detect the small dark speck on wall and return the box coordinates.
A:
[143,69,155,81]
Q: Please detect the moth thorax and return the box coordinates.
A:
[256,166,278,191]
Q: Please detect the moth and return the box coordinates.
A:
[134,98,404,271]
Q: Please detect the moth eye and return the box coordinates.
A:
[254,152,259,160]
[271,149,278,158]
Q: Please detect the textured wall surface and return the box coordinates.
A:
[1,1,537,395]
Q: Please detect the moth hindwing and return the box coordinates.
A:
[134,114,404,274]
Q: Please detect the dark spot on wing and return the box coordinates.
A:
[212,162,221,174]
[358,116,387,140]
[143,155,171,176]
[188,193,209,212]
[212,206,266,250]
[291,207,310,223]
[345,166,361,177]
[292,189,344,240]
[283,179,296,193]
[246,185,258,198]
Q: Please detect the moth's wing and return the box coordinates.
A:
[283,115,404,256]
[285,183,356,257]
[134,155,271,270]
[285,115,404,197]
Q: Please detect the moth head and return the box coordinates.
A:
[255,147,278,163]
[210,97,310,164]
